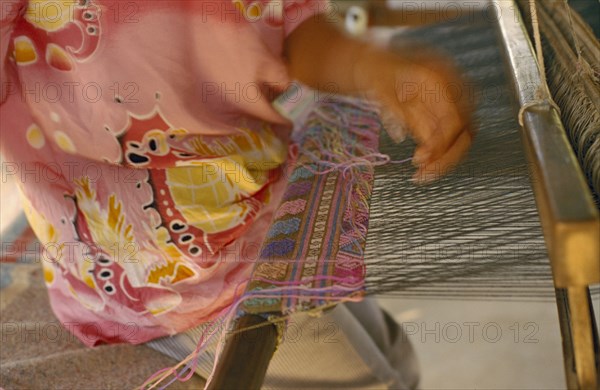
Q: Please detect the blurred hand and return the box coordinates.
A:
[286,16,475,184]
[357,47,475,184]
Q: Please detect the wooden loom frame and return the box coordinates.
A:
[206,2,600,389]
[495,1,599,388]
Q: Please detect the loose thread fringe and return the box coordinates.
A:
[139,276,364,390]
[294,96,411,250]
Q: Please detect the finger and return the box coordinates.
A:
[424,106,468,163]
[385,99,440,166]
[411,128,473,184]
[391,70,439,145]
[380,109,408,143]
[392,72,470,159]
[384,95,438,150]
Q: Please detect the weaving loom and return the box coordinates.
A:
[135,1,600,389]
[180,2,600,389]
[1,1,596,389]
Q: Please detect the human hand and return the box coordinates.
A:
[356,47,475,184]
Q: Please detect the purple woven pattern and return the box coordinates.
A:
[243,98,383,315]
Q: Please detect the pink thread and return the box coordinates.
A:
[142,275,364,389]
[274,199,307,219]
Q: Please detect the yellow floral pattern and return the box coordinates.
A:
[25,0,78,32]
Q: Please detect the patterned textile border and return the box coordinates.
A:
[243,98,383,315]
[0,98,384,316]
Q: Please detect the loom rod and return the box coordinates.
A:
[495,0,599,288]
[494,1,599,388]
[205,315,278,390]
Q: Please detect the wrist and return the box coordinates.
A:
[352,46,400,95]
[352,45,376,92]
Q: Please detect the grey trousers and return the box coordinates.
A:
[147,298,420,389]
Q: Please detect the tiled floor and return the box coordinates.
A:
[377,295,600,389]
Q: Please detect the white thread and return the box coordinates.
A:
[562,0,598,82]
[517,0,562,127]
[529,0,548,88]
[518,99,562,127]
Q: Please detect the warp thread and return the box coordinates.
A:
[561,0,599,82]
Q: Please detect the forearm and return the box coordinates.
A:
[284,15,385,95]
[284,13,474,184]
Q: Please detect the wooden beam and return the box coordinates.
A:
[206,315,278,390]
[494,1,599,388]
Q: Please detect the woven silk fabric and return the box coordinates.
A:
[244,98,383,314]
